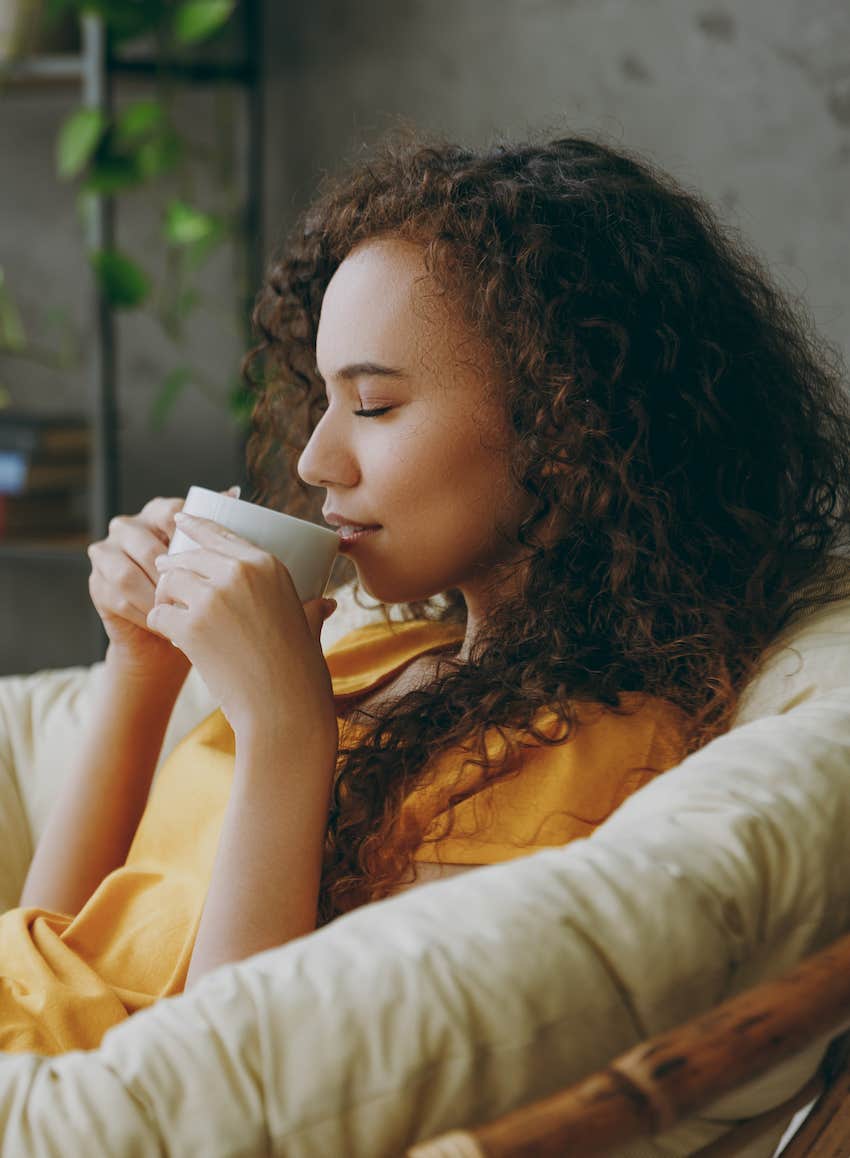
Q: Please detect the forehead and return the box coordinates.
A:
[315,238,467,379]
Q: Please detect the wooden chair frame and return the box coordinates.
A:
[407,930,850,1157]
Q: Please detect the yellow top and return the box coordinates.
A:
[0,618,690,1056]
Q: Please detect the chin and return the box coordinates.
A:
[356,570,443,608]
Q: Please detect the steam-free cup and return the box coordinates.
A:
[168,485,340,603]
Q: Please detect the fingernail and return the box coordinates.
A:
[227,486,241,498]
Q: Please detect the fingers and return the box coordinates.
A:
[87,512,170,629]
[87,544,151,629]
[303,596,337,640]
[152,566,190,611]
[85,491,243,636]
[146,585,209,642]
[154,547,243,588]
[170,511,265,565]
[139,496,186,546]
[99,514,166,586]
[138,488,239,545]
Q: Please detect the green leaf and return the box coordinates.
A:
[185,217,228,270]
[81,0,166,42]
[44,0,78,25]
[90,249,151,308]
[114,100,165,146]
[0,384,12,410]
[57,108,109,179]
[135,132,183,180]
[82,155,144,195]
[164,200,218,246]
[173,0,236,44]
[45,0,75,18]
[150,366,191,431]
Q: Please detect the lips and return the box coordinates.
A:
[335,524,380,536]
[322,511,380,529]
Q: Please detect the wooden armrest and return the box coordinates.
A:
[408,930,850,1157]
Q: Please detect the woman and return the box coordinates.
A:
[4,129,850,1054]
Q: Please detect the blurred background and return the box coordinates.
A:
[0,0,848,675]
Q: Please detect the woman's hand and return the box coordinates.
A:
[146,511,339,748]
[86,488,239,683]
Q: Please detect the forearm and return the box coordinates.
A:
[185,727,335,990]
[19,655,188,917]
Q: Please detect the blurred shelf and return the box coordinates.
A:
[0,54,255,87]
[0,532,90,562]
[0,54,85,84]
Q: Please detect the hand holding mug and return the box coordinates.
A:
[147,500,340,744]
[86,486,241,683]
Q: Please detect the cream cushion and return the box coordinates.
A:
[1,568,850,1155]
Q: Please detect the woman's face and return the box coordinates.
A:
[297,236,534,621]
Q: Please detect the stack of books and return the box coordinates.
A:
[0,411,92,540]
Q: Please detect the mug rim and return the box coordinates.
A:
[186,485,339,543]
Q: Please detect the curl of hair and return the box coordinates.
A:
[238,125,850,927]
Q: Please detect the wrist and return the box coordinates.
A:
[234,717,338,792]
[103,646,191,697]
[233,698,338,748]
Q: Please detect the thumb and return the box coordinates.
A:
[303,597,337,639]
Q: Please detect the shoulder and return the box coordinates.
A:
[324,617,461,656]
[325,617,466,699]
[405,691,692,866]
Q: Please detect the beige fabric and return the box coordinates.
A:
[408,1133,486,1157]
[1,572,850,1154]
[733,554,850,725]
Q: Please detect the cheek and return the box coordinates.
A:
[382,428,453,493]
[383,415,512,521]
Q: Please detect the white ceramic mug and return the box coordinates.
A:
[168,485,340,603]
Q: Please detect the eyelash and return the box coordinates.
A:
[353,406,392,418]
[316,401,392,420]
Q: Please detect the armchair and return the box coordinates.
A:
[2,570,850,1156]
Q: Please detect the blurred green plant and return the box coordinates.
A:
[0,0,256,432]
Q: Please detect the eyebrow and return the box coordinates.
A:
[315,361,409,384]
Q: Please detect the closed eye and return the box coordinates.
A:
[353,406,393,418]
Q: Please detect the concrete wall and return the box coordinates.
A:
[265,0,849,349]
[2,0,848,675]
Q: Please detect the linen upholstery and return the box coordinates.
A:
[1,570,850,1155]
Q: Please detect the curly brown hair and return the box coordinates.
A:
[240,126,850,927]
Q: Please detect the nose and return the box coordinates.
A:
[297,410,355,490]
[296,429,323,488]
